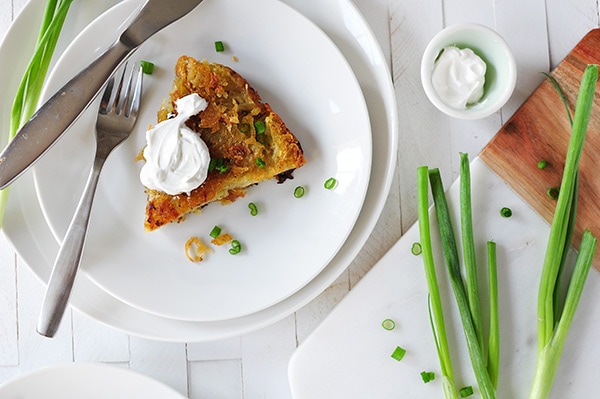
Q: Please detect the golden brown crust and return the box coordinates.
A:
[143,56,306,231]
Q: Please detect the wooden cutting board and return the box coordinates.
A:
[480,28,600,270]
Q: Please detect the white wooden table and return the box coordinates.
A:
[0,0,597,397]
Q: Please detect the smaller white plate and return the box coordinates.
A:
[0,363,185,398]
[33,0,371,322]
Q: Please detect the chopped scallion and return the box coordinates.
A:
[140,60,155,75]
[324,177,337,190]
[411,242,422,255]
[209,225,222,239]
[214,40,225,52]
[248,202,258,216]
[391,346,406,362]
[459,386,474,397]
[381,318,396,331]
[537,160,547,170]
[239,123,251,134]
[254,120,266,134]
[255,158,266,168]
[500,207,512,218]
[547,187,559,199]
[294,186,305,198]
[229,239,242,255]
[209,158,228,174]
[421,371,436,383]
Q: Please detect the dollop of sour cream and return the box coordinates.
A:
[140,93,210,195]
[431,46,487,109]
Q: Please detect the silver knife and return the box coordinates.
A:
[0,0,204,190]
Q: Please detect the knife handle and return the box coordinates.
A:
[0,41,131,190]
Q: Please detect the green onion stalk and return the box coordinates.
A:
[0,0,73,228]
[530,64,599,399]
[459,152,485,353]
[417,166,460,399]
[429,168,496,399]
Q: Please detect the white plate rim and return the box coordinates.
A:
[0,362,186,398]
[0,0,398,342]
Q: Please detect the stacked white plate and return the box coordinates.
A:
[0,363,186,398]
[0,0,398,341]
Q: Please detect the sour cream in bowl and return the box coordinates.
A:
[421,23,516,120]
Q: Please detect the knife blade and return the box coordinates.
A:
[0,0,204,190]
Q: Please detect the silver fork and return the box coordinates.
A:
[37,64,143,338]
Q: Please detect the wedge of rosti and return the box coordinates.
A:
[141,55,306,231]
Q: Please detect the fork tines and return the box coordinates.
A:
[99,62,143,118]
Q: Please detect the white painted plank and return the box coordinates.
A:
[187,336,241,361]
[72,309,130,363]
[444,0,496,26]
[0,366,19,384]
[0,0,10,39]
[129,337,188,397]
[494,0,549,119]
[389,0,451,233]
[0,234,18,366]
[545,0,599,69]
[15,254,73,372]
[189,359,243,399]
[241,314,296,399]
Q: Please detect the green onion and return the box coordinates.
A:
[500,207,512,218]
[214,40,225,52]
[541,72,573,126]
[256,133,269,146]
[537,160,548,170]
[254,120,266,134]
[239,123,251,134]
[255,158,266,168]
[140,60,155,75]
[294,186,305,198]
[530,64,599,399]
[390,346,406,362]
[229,239,242,255]
[248,202,258,216]
[411,242,422,255]
[324,177,337,190]
[459,153,485,353]
[429,168,496,399]
[421,371,436,383]
[546,187,559,199]
[381,318,396,331]
[417,166,459,399]
[459,386,474,398]
[487,241,500,389]
[209,225,222,238]
[209,158,228,174]
[0,0,74,228]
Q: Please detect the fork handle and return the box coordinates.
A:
[37,156,106,338]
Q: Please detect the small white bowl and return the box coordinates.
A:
[420,23,517,120]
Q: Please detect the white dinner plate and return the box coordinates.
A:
[0,363,185,398]
[0,0,397,341]
[32,0,372,322]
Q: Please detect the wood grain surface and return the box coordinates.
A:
[480,28,600,269]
